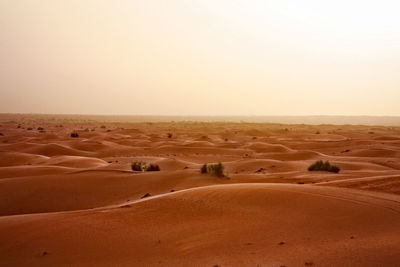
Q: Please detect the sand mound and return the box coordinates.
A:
[333,161,394,171]
[260,150,323,161]
[348,149,399,158]
[44,156,109,168]
[0,168,214,216]
[320,174,400,195]
[227,159,307,173]
[243,142,292,153]
[0,165,73,179]
[66,140,112,152]
[275,134,348,141]
[153,158,192,171]
[0,184,399,266]
[22,143,92,157]
[0,152,49,166]
[154,145,250,156]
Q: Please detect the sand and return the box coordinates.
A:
[1,114,400,266]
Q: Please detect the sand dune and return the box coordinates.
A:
[1,115,400,266]
[0,152,49,166]
[44,155,109,168]
[0,184,399,266]
[243,142,293,153]
[22,143,93,157]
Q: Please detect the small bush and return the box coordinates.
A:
[167,133,173,138]
[70,132,79,138]
[145,164,160,172]
[27,127,33,130]
[100,125,106,129]
[131,162,144,171]
[131,162,160,172]
[201,164,208,174]
[308,160,340,173]
[201,163,225,177]
[37,127,44,131]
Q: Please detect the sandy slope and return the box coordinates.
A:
[0,184,399,266]
[1,115,400,266]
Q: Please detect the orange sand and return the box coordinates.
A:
[0,114,400,266]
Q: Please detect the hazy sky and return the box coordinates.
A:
[1,0,400,116]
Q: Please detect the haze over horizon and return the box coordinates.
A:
[1,0,400,116]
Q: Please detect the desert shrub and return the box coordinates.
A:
[201,164,208,174]
[100,125,106,128]
[316,131,320,134]
[37,127,44,131]
[17,125,21,128]
[27,127,33,130]
[201,163,225,177]
[145,164,160,172]
[0,133,3,136]
[167,133,173,138]
[131,162,144,171]
[131,162,160,172]
[308,160,340,173]
[70,132,79,138]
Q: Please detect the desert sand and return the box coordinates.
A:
[1,114,400,266]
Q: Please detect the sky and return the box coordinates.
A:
[1,0,399,116]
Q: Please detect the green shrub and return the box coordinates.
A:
[308,160,340,173]
[201,163,225,177]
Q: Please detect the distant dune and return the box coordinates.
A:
[1,113,400,126]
